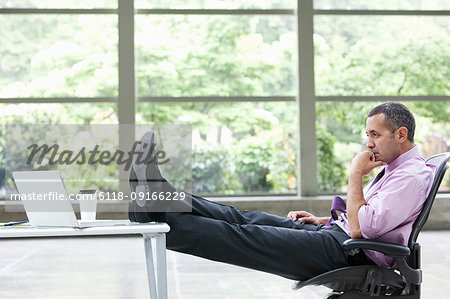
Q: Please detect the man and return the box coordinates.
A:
[129,102,434,281]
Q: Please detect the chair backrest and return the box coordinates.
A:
[408,152,450,248]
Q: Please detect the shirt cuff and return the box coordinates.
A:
[358,204,376,239]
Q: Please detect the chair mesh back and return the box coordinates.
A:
[408,153,450,248]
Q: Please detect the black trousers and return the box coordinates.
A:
[165,195,362,281]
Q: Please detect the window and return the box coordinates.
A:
[0,103,118,197]
[134,3,297,196]
[137,102,297,195]
[1,1,448,199]
[314,0,450,10]
[0,15,117,98]
[136,15,296,97]
[314,15,449,96]
[314,3,449,193]
[0,1,117,9]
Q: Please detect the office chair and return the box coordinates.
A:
[293,152,450,298]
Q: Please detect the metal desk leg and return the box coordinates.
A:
[155,233,168,299]
[143,234,158,299]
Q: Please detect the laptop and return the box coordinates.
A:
[12,170,131,228]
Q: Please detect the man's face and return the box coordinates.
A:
[365,113,400,164]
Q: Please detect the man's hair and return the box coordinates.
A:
[368,102,415,142]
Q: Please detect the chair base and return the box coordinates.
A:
[293,265,405,296]
[330,290,420,299]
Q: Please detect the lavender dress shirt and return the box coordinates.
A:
[335,146,435,268]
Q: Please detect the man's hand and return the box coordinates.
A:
[350,151,384,177]
[347,151,383,239]
[287,211,329,225]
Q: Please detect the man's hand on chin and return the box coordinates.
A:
[346,151,383,239]
[350,151,385,177]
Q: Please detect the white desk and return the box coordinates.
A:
[0,223,170,299]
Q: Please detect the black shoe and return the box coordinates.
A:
[129,131,168,222]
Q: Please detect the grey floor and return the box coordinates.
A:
[0,231,449,299]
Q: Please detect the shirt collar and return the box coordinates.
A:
[386,145,421,174]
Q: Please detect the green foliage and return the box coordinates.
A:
[192,142,239,194]
[316,124,346,192]
[0,15,117,98]
[264,126,297,193]
[315,15,449,97]
[234,136,273,192]
[136,15,295,97]
[138,102,298,195]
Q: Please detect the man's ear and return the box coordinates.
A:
[397,127,408,143]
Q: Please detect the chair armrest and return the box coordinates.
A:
[343,239,410,257]
[343,239,421,285]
